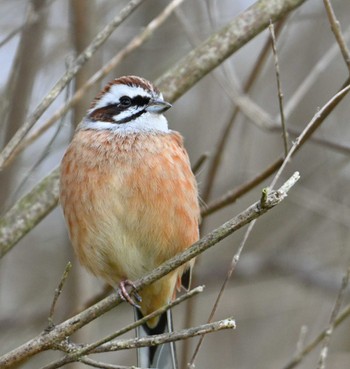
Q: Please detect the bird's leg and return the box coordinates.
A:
[118,280,142,308]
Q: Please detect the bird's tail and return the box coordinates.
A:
[135,308,178,369]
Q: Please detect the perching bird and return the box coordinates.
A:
[59,75,200,368]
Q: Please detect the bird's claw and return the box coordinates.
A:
[119,280,142,308]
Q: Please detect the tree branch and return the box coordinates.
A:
[0,168,59,258]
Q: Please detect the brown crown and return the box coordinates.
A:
[89,75,160,110]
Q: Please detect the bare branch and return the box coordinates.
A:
[189,219,256,367]
[316,267,350,369]
[79,358,143,369]
[91,318,235,353]
[283,25,350,118]
[0,0,55,49]
[47,262,73,329]
[282,302,350,369]
[323,0,350,72]
[269,20,289,156]
[0,168,60,258]
[269,84,350,189]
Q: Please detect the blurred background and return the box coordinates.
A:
[1,0,350,368]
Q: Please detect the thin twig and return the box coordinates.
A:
[188,220,256,367]
[269,20,289,156]
[47,262,72,330]
[282,302,350,369]
[294,325,308,358]
[202,159,280,217]
[192,152,210,175]
[323,0,350,72]
[10,60,73,204]
[269,83,350,190]
[316,267,350,369]
[92,318,236,353]
[0,0,146,170]
[283,25,350,118]
[80,358,142,369]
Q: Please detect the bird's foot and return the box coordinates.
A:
[118,280,142,309]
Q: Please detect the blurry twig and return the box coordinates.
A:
[47,262,72,330]
[283,25,350,118]
[0,0,55,47]
[269,83,350,189]
[9,60,73,203]
[0,0,146,170]
[79,358,142,369]
[188,220,256,367]
[294,325,308,358]
[323,0,350,73]
[192,152,210,175]
[0,0,55,48]
[316,267,350,369]
[282,296,350,369]
[269,20,289,156]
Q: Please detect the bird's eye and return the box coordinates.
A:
[119,96,132,107]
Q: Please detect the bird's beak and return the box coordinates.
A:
[146,98,172,114]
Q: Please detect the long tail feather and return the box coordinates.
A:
[135,308,178,369]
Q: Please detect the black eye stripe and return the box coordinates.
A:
[128,95,150,107]
[88,95,151,123]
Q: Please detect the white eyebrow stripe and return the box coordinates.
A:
[90,85,153,112]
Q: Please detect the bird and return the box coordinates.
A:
[59,75,200,368]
